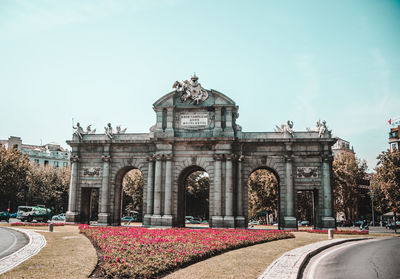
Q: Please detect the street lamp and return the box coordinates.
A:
[370,188,375,226]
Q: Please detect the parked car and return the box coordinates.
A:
[17,205,51,222]
[121,216,136,222]
[249,220,260,225]
[299,221,310,226]
[52,213,66,221]
[0,211,10,222]
[185,216,194,223]
[9,212,17,218]
[386,221,400,230]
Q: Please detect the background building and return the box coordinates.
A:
[332,137,354,155]
[0,136,70,167]
[388,118,400,152]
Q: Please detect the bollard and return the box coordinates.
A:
[328,228,334,239]
[48,222,54,232]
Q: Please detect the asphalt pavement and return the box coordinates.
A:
[301,237,400,279]
[0,227,29,259]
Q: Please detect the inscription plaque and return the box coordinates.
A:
[180,112,209,129]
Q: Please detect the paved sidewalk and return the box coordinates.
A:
[0,228,47,275]
[258,237,368,279]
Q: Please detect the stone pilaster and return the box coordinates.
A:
[66,155,79,222]
[143,156,155,226]
[165,108,174,137]
[235,155,246,227]
[321,153,335,228]
[224,155,235,227]
[151,154,163,226]
[283,146,296,228]
[213,107,223,136]
[162,154,173,226]
[211,154,223,227]
[98,155,111,224]
[224,107,234,136]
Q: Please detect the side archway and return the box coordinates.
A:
[112,166,145,225]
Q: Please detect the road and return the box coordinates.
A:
[302,237,400,279]
[0,227,29,259]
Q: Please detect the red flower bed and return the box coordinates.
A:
[10,222,66,226]
[80,225,294,278]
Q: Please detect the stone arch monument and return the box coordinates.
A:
[66,74,336,229]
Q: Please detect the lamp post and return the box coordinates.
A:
[370,188,375,226]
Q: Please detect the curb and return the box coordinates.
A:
[0,228,47,275]
[258,237,369,279]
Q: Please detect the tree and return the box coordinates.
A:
[371,150,400,213]
[332,152,368,220]
[248,169,278,222]
[0,147,31,211]
[122,169,143,216]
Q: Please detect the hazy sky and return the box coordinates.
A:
[1,0,399,171]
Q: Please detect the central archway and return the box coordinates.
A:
[177,166,210,227]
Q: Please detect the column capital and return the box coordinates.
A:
[284,154,293,162]
[154,154,163,161]
[322,154,333,162]
[102,155,111,162]
[238,155,245,162]
[225,154,234,161]
[70,155,79,163]
[165,154,173,161]
[214,154,224,161]
[148,155,155,162]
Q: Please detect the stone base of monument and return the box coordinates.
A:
[235,216,246,228]
[322,217,336,229]
[65,211,79,223]
[151,215,162,226]
[211,216,224,228]
[283,216,297,229]
[98,213,110,225]
[223,216,235,228]
[143,214,152,227]
[162,215,173,226]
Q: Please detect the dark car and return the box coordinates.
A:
[0,211,10,222]
[9,212,17,218]
[386,221,400,230]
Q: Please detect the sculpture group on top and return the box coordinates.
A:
[73,122,96,140]
[73,122,127,140]
[173,73,209,105]
[307,119,331,137]
[274,120,294,137]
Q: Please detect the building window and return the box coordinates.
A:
[55,161,59,167]
[391,143,398,151]
[34,159,40,165]
[63,162,68,167]
[44,160,49,166]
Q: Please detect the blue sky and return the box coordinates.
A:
[1,0,399,170]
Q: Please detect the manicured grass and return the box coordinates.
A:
[80,225,294,278]
[0,224,97,279]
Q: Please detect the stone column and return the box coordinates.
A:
[235,155,246,227]
[284,153,296,228]
[144,156,155,226]
[66,155,79,222]
[212,155,223,227]
[163,154,173,226]
[98,155,111,224]
[224,155,235,227]
[321,154,335,228]
[151,154,162,225]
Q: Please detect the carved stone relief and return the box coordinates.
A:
[296,167,318,178]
